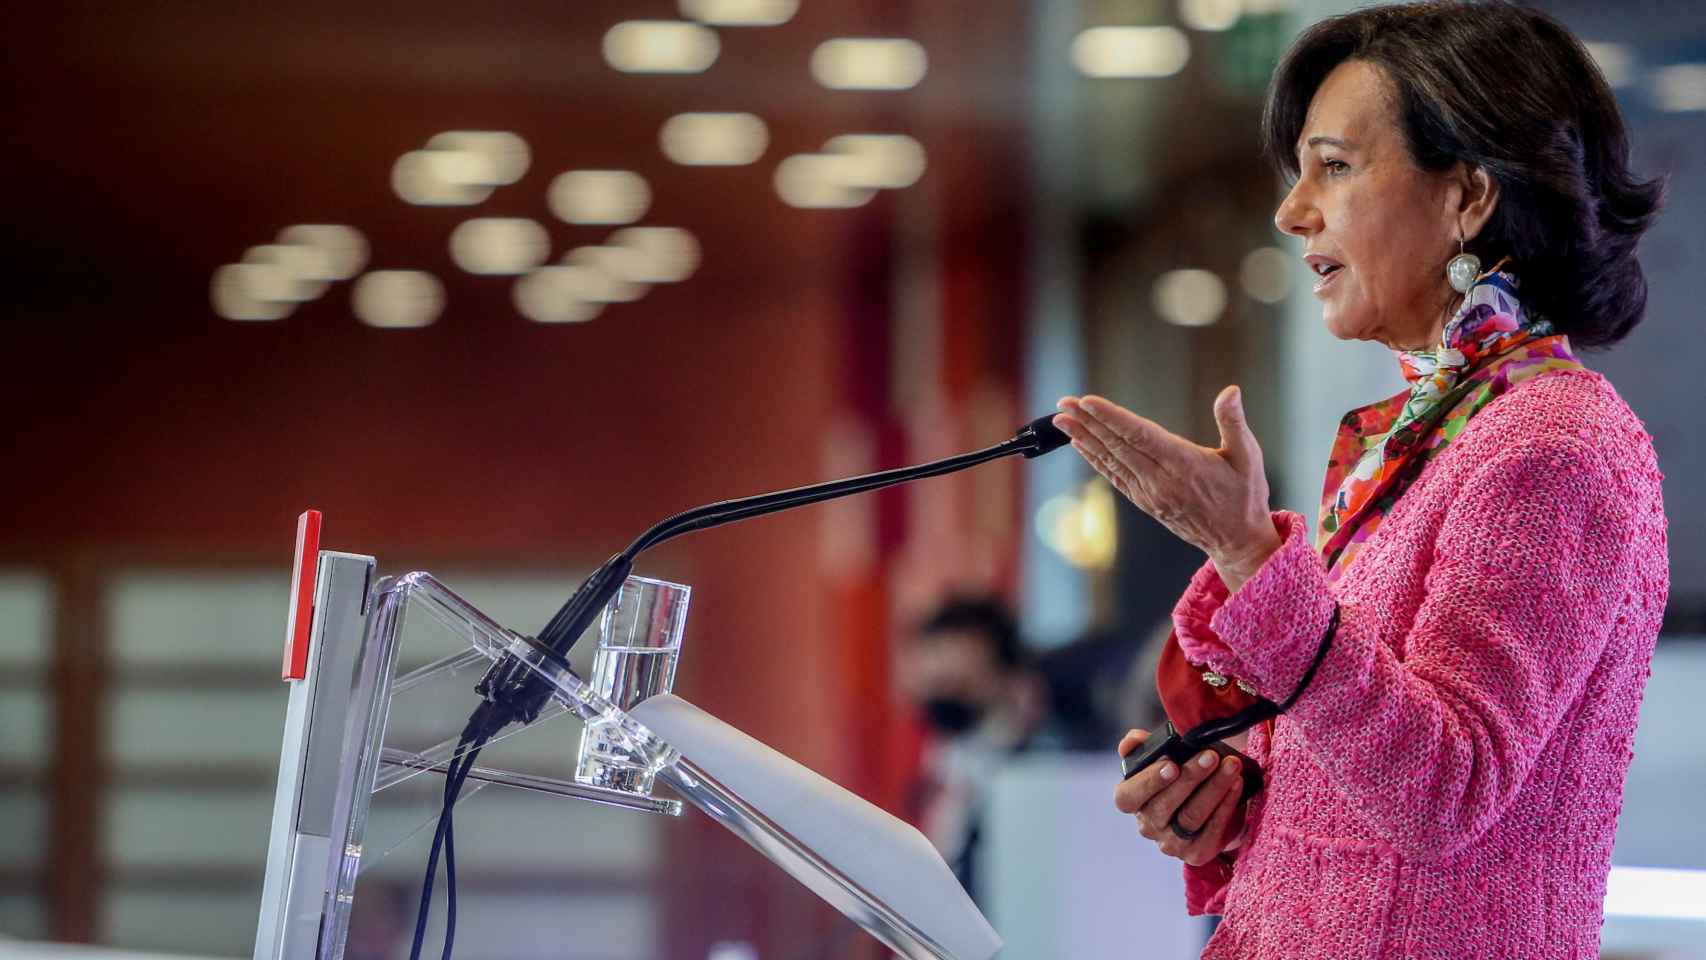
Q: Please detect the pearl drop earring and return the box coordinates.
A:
[1446,232,1481,294]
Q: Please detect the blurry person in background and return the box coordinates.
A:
[1054,2,1668,956]
[1030,619,1173,750]
[897,597,1054,903]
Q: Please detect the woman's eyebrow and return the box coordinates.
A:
[1302,135,1356,152]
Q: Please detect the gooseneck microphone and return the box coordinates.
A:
[410,414,1069,960]
[472,413,1071,731]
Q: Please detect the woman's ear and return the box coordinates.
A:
[1458,163,1500,241]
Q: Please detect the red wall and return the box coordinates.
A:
[2,3,1033,951]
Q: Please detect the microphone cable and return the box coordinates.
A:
[407,719,493,960]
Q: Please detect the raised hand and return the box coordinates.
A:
[1052,388,1281,593]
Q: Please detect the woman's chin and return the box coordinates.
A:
[1321,307,1371,342]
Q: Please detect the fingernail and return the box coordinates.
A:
[1159,763,1177,781]
[1197,752,1217,770]
[1222,757,1241,776]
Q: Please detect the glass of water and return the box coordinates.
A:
[574,574,691,795]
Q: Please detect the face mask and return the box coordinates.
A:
[922,696,984,735]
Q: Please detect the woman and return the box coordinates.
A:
[1052,2,1668,957]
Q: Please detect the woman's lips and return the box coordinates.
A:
[1312,264,1343,295]
[1304,254,1344,296]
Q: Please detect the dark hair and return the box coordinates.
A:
[1262,1,1665,347]
[915,597,1024,668]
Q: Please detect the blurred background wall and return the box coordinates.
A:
[0,1,1700,958]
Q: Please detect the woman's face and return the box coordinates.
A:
[1273,60,1465,351]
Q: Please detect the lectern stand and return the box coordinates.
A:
[253,514,1002,960]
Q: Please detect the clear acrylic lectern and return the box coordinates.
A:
[253,511,1002,960]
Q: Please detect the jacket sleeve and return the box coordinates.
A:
[1183,851,1238,915]
[1173,435,1633,861]
[1171,566,1255,915]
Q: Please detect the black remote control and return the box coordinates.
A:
[1120,720,1265,802]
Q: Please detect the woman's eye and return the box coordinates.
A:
[1322,159,1349,175]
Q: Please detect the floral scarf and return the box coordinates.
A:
[1316,271,1583,581]
[1156,270,1584,732]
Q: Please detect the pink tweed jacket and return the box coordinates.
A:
[1170,369,1669,959]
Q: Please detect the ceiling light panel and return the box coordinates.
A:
[352,271,445,329]
[549,170,653,225]
[810,38,928,90]
[679,0,798,27]
[661,112,770,166]
[1072,26,1190,78]
[449,218,551,276]
[604,20,721,74]
[822,134,926,189]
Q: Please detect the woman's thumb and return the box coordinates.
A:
[1215,385,1256,464]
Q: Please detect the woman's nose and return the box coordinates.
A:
[1273,182,1320,238]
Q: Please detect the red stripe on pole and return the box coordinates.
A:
[283,509,322,681]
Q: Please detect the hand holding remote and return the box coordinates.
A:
[1114,728,1249,867]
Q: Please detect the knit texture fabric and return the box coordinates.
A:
[1169,370,1668,959]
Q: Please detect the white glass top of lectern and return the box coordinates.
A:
[324,571,999,960]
